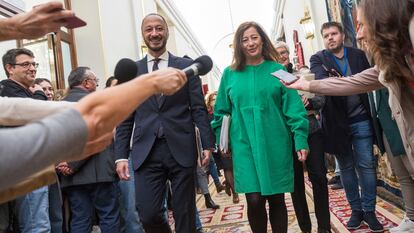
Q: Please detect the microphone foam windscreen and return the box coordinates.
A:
[114,58,138,84]
[194,55,213,76]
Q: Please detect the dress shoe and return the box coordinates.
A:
[327,175,340,185]
[205,194,220,209]
[232,193,240,204]
[215,183,225,193]
[330,182,343,190]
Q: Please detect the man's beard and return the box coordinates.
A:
[145,39,167,52]
[329,43,344,54]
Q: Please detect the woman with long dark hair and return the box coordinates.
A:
[212,21,309,232]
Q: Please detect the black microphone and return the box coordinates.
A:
[114,58,138,84]
[183,55,213,77]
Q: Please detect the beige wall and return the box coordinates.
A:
[71,0,141,88]
[70,0,220,89]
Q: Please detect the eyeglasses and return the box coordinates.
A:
[87,78,99,83]
[86,78,99,86]
[278,50,289,56]
[12,62,39,69]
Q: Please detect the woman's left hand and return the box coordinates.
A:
[297,149,308,162]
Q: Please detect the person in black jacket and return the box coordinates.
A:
[0,48,46,100]
[0,48,50,232]
[60,67,120,233]
[310,22,383,232]
[275,41,331,233]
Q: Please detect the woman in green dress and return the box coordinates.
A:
[211,21,309,232]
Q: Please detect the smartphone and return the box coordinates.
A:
[271,69,299,84]
[64,15,87,29]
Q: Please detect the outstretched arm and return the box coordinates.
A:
[0,1,75,41]
[74,68,186,148]
[0,68,186,193]
[0,68,186,161]
[283,67,383,96]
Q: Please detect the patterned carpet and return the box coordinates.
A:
[190,177,406,233]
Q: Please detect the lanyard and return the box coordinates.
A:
[332,47,348,76]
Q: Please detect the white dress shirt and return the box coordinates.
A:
[147,51,169,72]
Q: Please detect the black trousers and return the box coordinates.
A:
[291,130,331,231]
[134,138,196,233]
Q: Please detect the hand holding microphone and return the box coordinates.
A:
[113,55,213,95]
[113,58,186,95]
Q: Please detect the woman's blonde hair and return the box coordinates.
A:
[204,91,217,113]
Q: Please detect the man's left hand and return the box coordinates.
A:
[201,150,212,166]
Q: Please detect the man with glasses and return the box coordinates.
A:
[275,41,295,73]
[0,48,49,232]
[0,48,46,100]
[60,67,120,232]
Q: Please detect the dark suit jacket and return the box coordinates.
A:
[115,53,215,170]
[310,46,372,154]
[60,87,116,188]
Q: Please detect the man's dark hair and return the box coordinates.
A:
[2,48,34,77]
[34,78,51,85]
[320,22,344,35]
[105,76,116,88]
[68,66,90,89]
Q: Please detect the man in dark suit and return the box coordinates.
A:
[61,67,120,233]
[310,22,383,232]
[115,13,215,233]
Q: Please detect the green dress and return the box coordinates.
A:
[211,60,309,195]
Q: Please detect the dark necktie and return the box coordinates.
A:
[152,58,160,71]
[152,58,163,105]
[152,58,164,138]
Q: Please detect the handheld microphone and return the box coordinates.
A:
[183,55,213,77]
[114,58,138,84]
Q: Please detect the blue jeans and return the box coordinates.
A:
[48,183,63,233]
[66,182,120,233]
[15,186,51,233]
[336,120,377,212]
[117,159,144,233]
[208,157,220,185]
